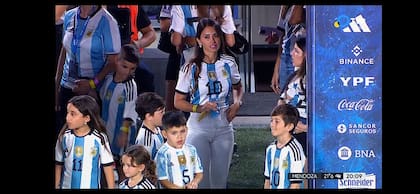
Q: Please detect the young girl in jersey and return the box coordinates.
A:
[55,95,115,189]
[264,104,306,189]
[118,145,157,189]
[174,18,243,188]
[134,92,166,160]
[156,111,203,189]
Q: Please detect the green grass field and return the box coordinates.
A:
[227,127,274,189]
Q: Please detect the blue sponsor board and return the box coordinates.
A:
[307,5,382,189]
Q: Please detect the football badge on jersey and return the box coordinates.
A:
[75,146,83,157]
[90,147,98,157]
[86,31,93,37]
[118,96,124,104]
[178,155,187,166]
[222,69,228,78]
[208,71,217,81]
[282,160,288,169]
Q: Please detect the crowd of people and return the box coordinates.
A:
[55,5,307,189]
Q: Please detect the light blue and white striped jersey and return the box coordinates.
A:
[156,142,203,188]
[100,75,138,156]
[169,5,236,37]
[264,138,306,189]
[61,7,121,89]
[135,123,165,160]
[280,74,307,119]
[55,129,114,189]
[176,54,241,128]
[119,177,156,189]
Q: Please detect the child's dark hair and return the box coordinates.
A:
[161,111,187,131]
[58,95,110,149]
[119,43,141,65]
[135,92,165,120]
[271,104,300,133]
[122,145,157,186]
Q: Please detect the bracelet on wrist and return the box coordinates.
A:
[93,77,100,86]
[192,104,198,113]
[89,79,96,89]
[120,126,129,133]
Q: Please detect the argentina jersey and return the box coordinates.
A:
[61,7,121,89]
[170,5,199,37]
[55,129,114,189]
[263,138,306,189]
[176,54,240,107]
[280,75,307,119]
[156,143,203,187]
[119,177,156,189]
[100,75,138,156]
[135,124,165,160]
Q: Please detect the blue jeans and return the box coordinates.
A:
[278,52,295,91]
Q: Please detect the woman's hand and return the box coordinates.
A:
[271,72,281,94]
[226,102,241,122]
[198,102,218,121]
[73,79,91,95]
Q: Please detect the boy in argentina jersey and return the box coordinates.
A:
[156,111,203,189]
[134,92,166,160]
[264,104,306,189]
[99,44,139,184]
[99,44,140,158]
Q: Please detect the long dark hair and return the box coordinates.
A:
[294,35,306,79]
[122,145,157,186]
[281,35,306,95]
[57,95,109,149]
[188,18,225,94]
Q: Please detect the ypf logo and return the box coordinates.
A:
[334,14,371,32]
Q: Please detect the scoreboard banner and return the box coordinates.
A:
[307,5,382,189]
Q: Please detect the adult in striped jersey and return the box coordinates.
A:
[55,5,121,134]
[55,95,115,189]
[99,44,140,183]
[174,18,243,188]
[119,145,157,189]
[134,92,166,160]
[156,111,203,189]
[264,104,306,189]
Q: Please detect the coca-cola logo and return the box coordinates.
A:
[337,99,374,111]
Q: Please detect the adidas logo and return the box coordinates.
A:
[334,14,371,32]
